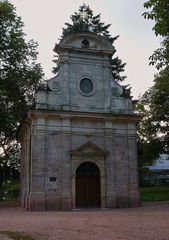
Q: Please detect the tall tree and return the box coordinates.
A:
[53,4,126,83]
[0,0,43,197]
[137,0,169,175]
[142,0,169,152]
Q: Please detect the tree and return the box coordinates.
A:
[143,0,169,70]
[142,0,169,151]
[137,139,162,186]
[138,69,169,149]
[53,4,126,82]
[0,0,43,198]
[0,139,20,200]
[137,0,169,179]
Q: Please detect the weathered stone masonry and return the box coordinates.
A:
[19,32,140,210]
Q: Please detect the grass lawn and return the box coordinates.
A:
[0,198,19,207]
[140,186,169,202]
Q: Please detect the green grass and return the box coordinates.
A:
[140,186,169,202]
[0,231,35,240]
[0,198,19,207]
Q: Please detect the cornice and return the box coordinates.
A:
[28,109,141,123]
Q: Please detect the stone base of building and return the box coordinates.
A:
[21,193,72,211]
[129,191,141,207]
[20,193,140,211]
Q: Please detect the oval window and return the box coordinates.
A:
[80,78,93,95]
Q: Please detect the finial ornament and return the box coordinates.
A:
[80,9,88,30]
[80,9,88,21]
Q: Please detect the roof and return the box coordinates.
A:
[53,31,115,56]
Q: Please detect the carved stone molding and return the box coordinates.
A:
[48,79,61,92]
[112,86,123,97]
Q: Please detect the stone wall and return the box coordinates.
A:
[19,32,140,211]
[20,111,140,210]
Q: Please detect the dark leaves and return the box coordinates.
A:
[0,1,44,174]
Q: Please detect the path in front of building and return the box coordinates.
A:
[0,235,12,240]
[0,202,169,240]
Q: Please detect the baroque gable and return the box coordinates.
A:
[70,141,108,157]
[36,31,134,115]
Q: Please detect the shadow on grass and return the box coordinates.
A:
[0,231,35,240]
[0,199,19,207]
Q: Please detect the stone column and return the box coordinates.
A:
[105,121,116,208]
[113,129,130,208]
[128,134,140,207]
[20,126,31,210]
[29,118,46,211]
[20,137,26,208]
[45,131,62,210]
[25,132,31,210]
[71,172,76,209]
[103,61,111,110]
[62,60,70,110]
[61,117,72,210]
[98,159,106,208]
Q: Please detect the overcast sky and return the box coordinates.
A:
[10,0,160,98]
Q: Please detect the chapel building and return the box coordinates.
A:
[19,32,140,211]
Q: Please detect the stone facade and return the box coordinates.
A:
[19,32,140,211]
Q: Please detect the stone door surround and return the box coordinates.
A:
[71,141,107,208]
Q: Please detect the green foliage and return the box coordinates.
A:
[54,4,126,82]
[137,138,162,186]
[136,71,169,184]
[62,4,115,43]
[0,140,20,200]
[138,140,162,167]
[143,0,169,37]
[136,70,169,152]
[2,181,20,200]
[110,57,126,82]
[0,0,43,140]
[0,0,43,189]
[137,0,169,167]
[143,0,169,70]
[149,71,169,150]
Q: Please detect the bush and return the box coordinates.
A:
[2,181,20,200]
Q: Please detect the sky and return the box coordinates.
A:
[10,0,160,98]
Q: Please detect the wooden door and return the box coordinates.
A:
[76,162,101,208]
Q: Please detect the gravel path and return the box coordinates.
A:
[0,202,169,240]
[0,235,12,240]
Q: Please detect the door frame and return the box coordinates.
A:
[75,161,101,208]
[71,158,106,209]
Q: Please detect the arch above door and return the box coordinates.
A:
[71,141,107,209]
[76,162,101,208]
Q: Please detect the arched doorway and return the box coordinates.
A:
[76,162,101,208]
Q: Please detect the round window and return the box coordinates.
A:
[80,78,93,95]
